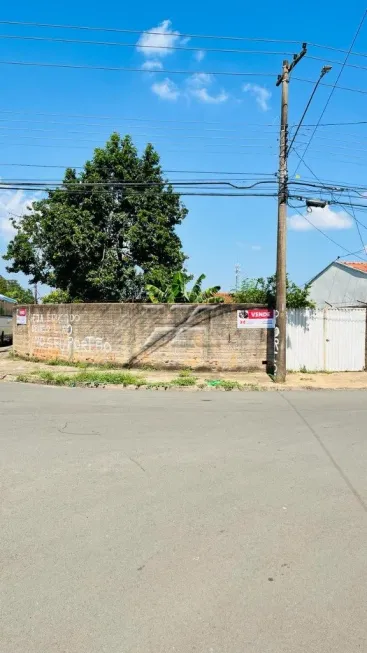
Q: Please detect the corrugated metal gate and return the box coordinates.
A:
[286,308,366,371]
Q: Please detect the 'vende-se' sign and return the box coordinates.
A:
[237,309,275,329]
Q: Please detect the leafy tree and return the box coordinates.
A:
[146,271,223,304]
[42,289,73,304]
[232,275,315,308]
[4,134,188,302]
[0,275,34,303]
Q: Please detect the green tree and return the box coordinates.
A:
[232,275,315,308]
[4,134,188,302]
[42,289,73,304]
[0,275,34,303]
[146,271,223,304]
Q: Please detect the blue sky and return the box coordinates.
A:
[1,0,367,296]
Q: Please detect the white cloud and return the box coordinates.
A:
[288,206,353,231]
[251,245,262,251]
[151,77,180,101]
[186,73,228,104]
[187,72,213,87]
[0,190,38,240]
[142,59,163,71]
[137,20,180,58]
[190,87,228,104]
[243,83,271,111]
[194,50,205,62]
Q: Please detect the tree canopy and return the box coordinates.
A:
[4,134,188,302]
[0,276,34,304]
[232,275,315,308]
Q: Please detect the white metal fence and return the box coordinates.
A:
[286,308,366,372]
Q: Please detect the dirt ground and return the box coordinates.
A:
[1,347,367,389]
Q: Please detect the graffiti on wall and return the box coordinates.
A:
[31,313,112,353]
[273,310,279,376]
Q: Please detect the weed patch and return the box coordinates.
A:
[171,375,197,387]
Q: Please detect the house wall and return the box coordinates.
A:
[309,262,367,308]
[13,303,274,371]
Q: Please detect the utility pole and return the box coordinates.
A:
[274,45,306,382]
[34,283,38,305]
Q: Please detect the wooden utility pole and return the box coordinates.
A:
[274,45,306,382]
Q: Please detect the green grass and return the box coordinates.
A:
[29,370,147,387]
[170,375,197,386]
[10,352,129,370]
[15,369,262,391]
[215,380,243,391]
[204,379,262,391]
[178,368,194,377]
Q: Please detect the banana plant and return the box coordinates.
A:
[146,272,222,304]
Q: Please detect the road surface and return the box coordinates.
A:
[1,383,367,652]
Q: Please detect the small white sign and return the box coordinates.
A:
[237,309,275,329]
[16,308,27,325]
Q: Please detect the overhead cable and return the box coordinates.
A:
[293,7,367,178]
[288,202,367,261]
[0,162,277,175]
[0,59,277,77]
[0,33,295,56]
[1,109,367,129]
[0,20,304,44]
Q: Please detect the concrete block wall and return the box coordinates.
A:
[13,303,274,371]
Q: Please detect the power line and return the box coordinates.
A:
[7,128,367,156]
[293,8,367,178]
[302,120,367,127]
[0,117,280,136]
[7,121,367,151]
[293,140,367,157]
[0,125,281,144]
[339,246,367,257]
[3,167,365,195]
[291,153,367,228]
[307,54,367,72]
[288,202,367,261]
[4,19,365,58]
[3,109,366,129]
[0,108,284,127]
[0,33,295,56]
[289,155,367,239]
[293,76,367,95]
[3,58,367,93]
[0,185,278,197]
[0,162,277,175]
[347,191,367,258]
[0,59,277,77]
[0,179,279,190]
[287,68,330,156]
[0,19,304,45]
[0,117,282,137]
[0,142,279,156]
[308,40,367,58]
[6,33,367,72]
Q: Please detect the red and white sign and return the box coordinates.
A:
[237,308,275,329]
[16,307,27,325]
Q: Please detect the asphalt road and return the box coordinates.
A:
[1,383,367,653]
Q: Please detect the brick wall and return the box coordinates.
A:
[13,303,274,371]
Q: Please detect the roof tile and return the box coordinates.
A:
[341,261,367,273]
